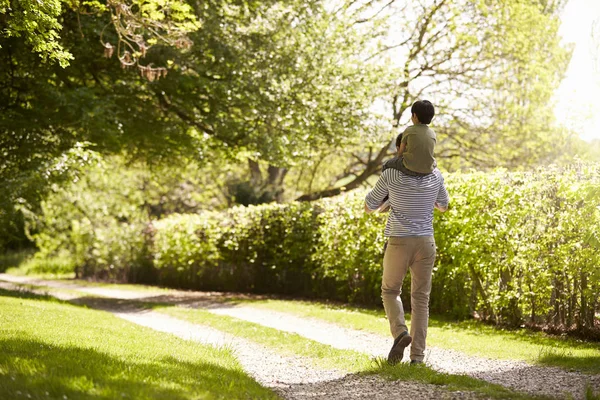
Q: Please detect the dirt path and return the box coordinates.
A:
[205,305,600,400]
[2,274,598,399]
[0,277,483,400]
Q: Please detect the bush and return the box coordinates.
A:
[19,253,76,276]
[31,163,600,333]
[0,250,35,273]
[153,203,320,294]
[153,213,221,289]
[312,191,391,304]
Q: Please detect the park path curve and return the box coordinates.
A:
[0,276,483,400]
[1,274,599,399]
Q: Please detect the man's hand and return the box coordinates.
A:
[434,202,448,212]
[377,200,391,213]
[365,200,391,214]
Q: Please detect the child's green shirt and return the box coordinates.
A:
[400,124,436,174]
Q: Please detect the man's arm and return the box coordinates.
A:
[434,202,448,212]
[365,170,389,213]
[435,171,450,213]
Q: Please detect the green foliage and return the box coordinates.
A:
[0,0,199,68]
[154,202,319,293]
[153,213,222,288]
[312,191,389,303]
[0,1,387,249]
[432,164,600,332]
[30,163,600,333]
[0,249,33,273]
[0,0,73,66]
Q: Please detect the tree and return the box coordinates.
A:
[0,0,389,248]
[0,0,198,68]
[297,0,573,201]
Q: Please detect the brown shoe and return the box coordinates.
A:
[387,331,412,365]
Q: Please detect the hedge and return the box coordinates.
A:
[33,164,600,333]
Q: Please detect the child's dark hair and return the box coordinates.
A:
[411,100,435,124]
[395,133,403,148]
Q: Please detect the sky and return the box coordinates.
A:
[554,0,600,141]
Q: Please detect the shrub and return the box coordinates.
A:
[312,191,390,304]
[153,213,221,289]
[0,250,35,273]
[31,163,600,333]
[19,252,76,276]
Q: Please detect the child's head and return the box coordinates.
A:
[411,100,435,124]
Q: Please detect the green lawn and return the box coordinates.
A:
[0,289,277,400]
[224,298,600,374]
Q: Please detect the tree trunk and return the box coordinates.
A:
[245,159,288,203]
[248,159,262,185]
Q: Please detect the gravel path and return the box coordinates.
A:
[204,305,600,400]
[2,275,598,399]
[0,276,485,400]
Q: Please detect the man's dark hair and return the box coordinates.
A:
[395,133,403,148]
[411,100,435,124]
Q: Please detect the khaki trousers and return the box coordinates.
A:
[382,236,436,362]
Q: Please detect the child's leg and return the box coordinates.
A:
[396,157,432,177]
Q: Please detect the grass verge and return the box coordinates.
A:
[0,289,277,400]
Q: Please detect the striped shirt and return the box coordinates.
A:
[365,168,449,237]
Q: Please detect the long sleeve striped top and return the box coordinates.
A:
[365,168,449,237]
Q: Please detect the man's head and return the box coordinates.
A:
[411,100,435,125]
[395,133,403,149]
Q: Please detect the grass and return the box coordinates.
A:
[49,279,172,293]
[4,272,599,374]
[222,297,600,374]
[153,304,552,400]
[586,384,600,400]
[0,289,278,400]
[2,274,171,293]
[155,304,371,372]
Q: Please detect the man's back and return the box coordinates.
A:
[365,167,448,237]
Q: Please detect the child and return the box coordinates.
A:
[386,100,437,176]
[377,100,437,212]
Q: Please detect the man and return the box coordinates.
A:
[364,161,449,365]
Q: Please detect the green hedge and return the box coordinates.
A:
[32,164,600,332]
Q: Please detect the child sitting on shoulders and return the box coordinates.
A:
[378,100,437,212]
